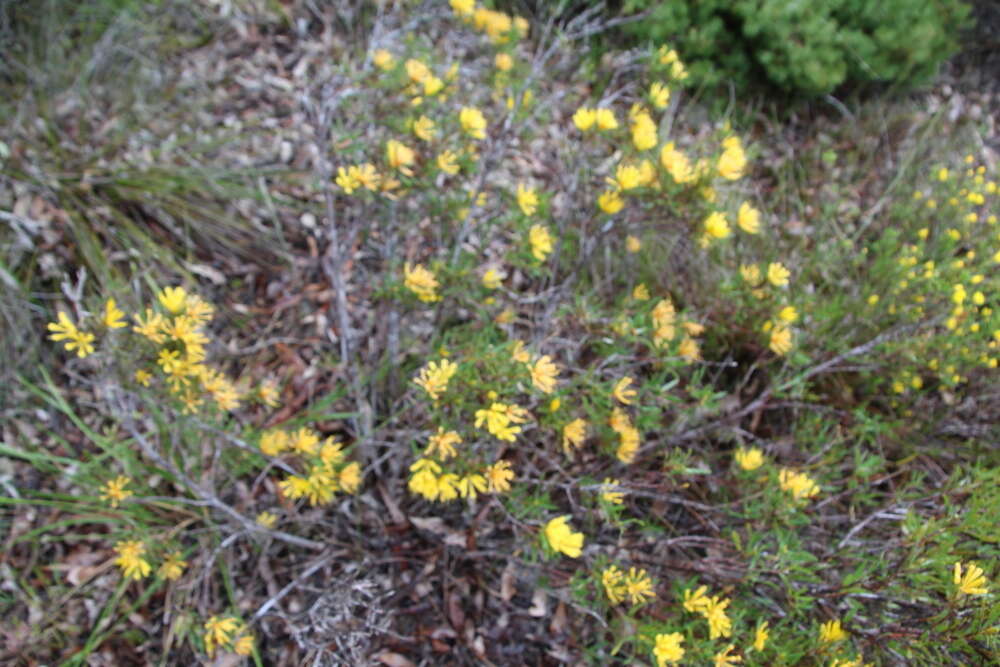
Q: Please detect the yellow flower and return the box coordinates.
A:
[412,115,436,141]
[779,468,820,500]
[632,283,650,300]
[769,325,793,356]
[562,418,587,454]
[450,0,475,17]
[413,359,458,400]
[549,397,561,412]
[511,339,531,363]
[616,425,640,463]
[203,615,240,656]
[573,107,596,131]
[485,460,515,492]
[598,189,624,214]
[47,311,96,358]
[159,551,187,581]
[954,561,989,596]
[114,540,152,580]
[132,308,166,342]
[386,140,416,176]
[372,48,394,70]
[610,163,644,191]
[653,632,685,665]
[704,595,733,639]
[436,149,459,175]
[595,107,618,130]
[737,201,760,234]
[631,112,658,151]
[426,428,462,460]
[704,211,730,239]
[718,136,747,180]
[158,286,187,314]
[740,264,761,285]
[482,267,504,289]
[405,58,430,83]
[626,235,642,253]
[517,183,539,215]
[404,263,441,302]
[735,447,765,471]
[602,565,626,604]
[256,511,278,529]
[339,462,362,493]
[530,355,559,393]
[100,476,133,507]
[474,402,522,442]
[678,336,701,361]
[754,621,769,651]
[624,567,656,604]
[233,633,254,656]
[408,467,440,500]
[767,262,790,287]
[102,299,127,329]
[457,473,488,500]
[613,376,637,404]
[528,224,553,261]
[660,142,694,184]
[259,429,289,457]
[459,107,487,139]
[609,406,631,433]
[777,305,798,323]
[682,585,710,613]
[543,515,584,558]
[713,644,742,666]
[134,369,152,386]
[289,427,320,455]
[600,477,624,504]
[494,52,513,71]
[649,82,671,109]
[819,619,848,643]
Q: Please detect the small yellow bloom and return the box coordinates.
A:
[102,299,127,329]
[413,359,458,400]
[626,235,642,253]
[713,644,742,666]
[494,52,513,71]
[134,369,152,386]
[530,355,559,394]
[819,619,849,643]
[543,515,584,558]
[703,211,730,239]
[597,189,624,214]
[203,615,240,656]
[613,376,637,404]
[602,565,626,604]
[777,305,798,323]
[616,425,640,463]
[954,561,989,596]
[769,325,793,356]
[660,141,694,184]
[653,632,685,665]
[624,567,656,604]
[339,462,362,494]
[372,48,394,70]
[459,107,487,140]
[594,107,618,130]
[47,311,96,358]
[482,267,504,289]
[386,140,416,176]
[767,262,790,287]
[256,511,278,529]
[561,418,587,454]
[114,540,152,580]
[449,0,475,17]
[682,585,710,613]
[485,460,515,493]
[412,115,436,141]
[572,107,596,131]
[718,136,747,180]
[649,82,670,109]
[517,182,539,216]
[233,633,254,656]
[737,202,761,234]
[600,477,624,504]
[436,149,459,175]
[404,263,441,302]
[704,595,733,639]
[678,336,701,361]
[779,468,820,500]
[528,224,553,261]
[159,551,187,581]
[100,475,133,507]
[735,447,764,471]
[753,620,769,651]
[158,286,187,314]
[631,112,658,151]
[632,283,650,300]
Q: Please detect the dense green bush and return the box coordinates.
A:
[618,0,971,97]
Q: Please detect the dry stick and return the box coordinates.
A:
[251,550,339,622]
[113,391,324,551]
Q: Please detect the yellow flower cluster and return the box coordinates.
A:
[528,224,553,261]
[48,299,129,358]
[543,515,584,557]
[114,539,152,580]
[609,406,641,463]
[954,561,989,596]
[335,163,381,194]
[778,468,821,501]
[404,263,441,303]
[408,457,513,502]
[475,401,530,441]
[653,631,685,666]
[413,359,458,400]
[100,476,133,508]
[203,615,254,657]
[601,564,656,605]
[261,426,361,504]
[683,584,733,639]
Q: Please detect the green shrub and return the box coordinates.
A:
[618,0,971,97]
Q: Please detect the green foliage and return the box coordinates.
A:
[618,0,971,97]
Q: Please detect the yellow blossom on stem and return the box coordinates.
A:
[649,82,670,109]
[436,150,460,175]
[372,48,394,70]
[682,585,710,613]
[100,476,133,507]
[386,140,416,176]
[767,262,790,287]
[530,355,559,393]
[339,462,362,493]
[631,112,658,151]
[482,267,504,289]
[718,136,747,180]
[159,551,187,581]
[653,632,685,665]
[459,107,487,139]
[738,201,761,234]
[600,477,624,504]
[543,515,584,558]
[494,52,513,71]
[624,567,656,604]
[954,561,989,596]
[256,511,278,529]
[704,595,733,639]
[404,263,441,302]
[413,359,458,401]
[528,224,553,261]
[769,324,793,356]
[613,376,637,404]
[597,189,624,214]
[485,460,515,492]
[704,211,731,239]
[594,108,618,130]
[203,615,240,656]
[102,299,127,329]
[47,312,95,358]
[573,107,596,131]
[114,540,152,580]
[426,428,462,459]
[754,621,770,651]
[713,644,742,666]
[626,235,642,253]
[633,283,650,300]
[819,619,849,643]
[517,183,539,215]
[779,468,820,500]
[660,141,694,184]
[412,115,436,141]
[562,418,587,454]
[602,565,626,604]
[735,447,765,471]
[616,425,640,463]
[158,286,187,314]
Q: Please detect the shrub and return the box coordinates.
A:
[618,0,971,97]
